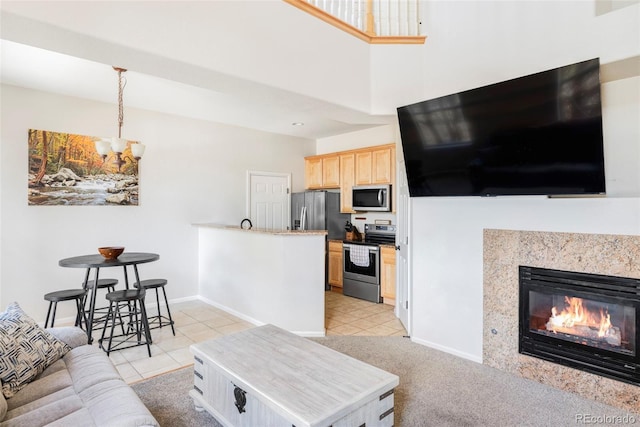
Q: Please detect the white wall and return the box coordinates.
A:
[0,84,315,320]
[1,1,372,114]
[316,124,396,154]
[416,1,639,102]
[401,2,640,361]
[198,226,325,336]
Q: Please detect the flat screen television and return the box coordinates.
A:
[397,58,606,197]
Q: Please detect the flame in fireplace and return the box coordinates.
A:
[547,297,621,346]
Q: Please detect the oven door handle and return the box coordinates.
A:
[344,245,379,251]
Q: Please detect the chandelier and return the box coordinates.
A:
[94,66,145,171]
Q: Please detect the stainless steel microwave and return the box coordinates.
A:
[352,184,391,212]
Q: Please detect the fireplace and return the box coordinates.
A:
[519,265,640,386]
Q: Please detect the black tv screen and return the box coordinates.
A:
[397,58,606,197]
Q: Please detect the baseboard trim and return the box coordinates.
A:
[410,336,483,364]
[196,295,264,327]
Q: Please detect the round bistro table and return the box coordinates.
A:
[59,252,160,344]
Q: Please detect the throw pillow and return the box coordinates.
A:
[0,302,71,398]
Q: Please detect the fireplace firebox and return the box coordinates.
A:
[519,266,640,386]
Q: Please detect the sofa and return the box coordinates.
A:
[0,303,158,427]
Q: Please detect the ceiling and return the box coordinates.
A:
[0,3,394,140]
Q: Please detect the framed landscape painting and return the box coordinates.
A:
[28,129,140,206]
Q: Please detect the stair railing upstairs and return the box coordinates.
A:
[284,0,426,44]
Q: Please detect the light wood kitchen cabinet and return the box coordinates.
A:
[372,147,394,184]
[304,144,395,210]
[355,146,394,186]
[339,153,355,213]
[322,155,340,188]
[328,240,344,289]
[305,157,323,189]
[304,155,340,189]
[354,151,373,185]
[380,245,396,306]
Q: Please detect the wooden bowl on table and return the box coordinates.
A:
[98,246,125,260]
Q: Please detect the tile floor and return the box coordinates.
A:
[75,291,407,384]
[324,290,407,337]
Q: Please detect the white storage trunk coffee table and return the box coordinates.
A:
[189,324,399,427]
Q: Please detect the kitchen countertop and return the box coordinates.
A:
[193,223,327,236]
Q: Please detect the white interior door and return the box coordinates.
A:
[396,144,411,334]
[247,171,290,230]
[397,190,410,333]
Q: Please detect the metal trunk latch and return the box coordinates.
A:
[233,385,247,414]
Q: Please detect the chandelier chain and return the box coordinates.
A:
[115,68,127,138]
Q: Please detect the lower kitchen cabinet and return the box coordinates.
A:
[380,245,396,306]
[328,240,343,289]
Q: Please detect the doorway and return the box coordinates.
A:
[247,171,291,230]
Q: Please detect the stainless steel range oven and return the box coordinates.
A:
[343,224,396,303]
[343,243,380,303]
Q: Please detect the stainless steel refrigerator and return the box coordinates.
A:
[291,191,350,289]
[291,191,349,240]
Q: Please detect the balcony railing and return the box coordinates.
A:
[284,0,426,44]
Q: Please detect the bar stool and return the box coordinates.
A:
[83,278,119,329]
[133,279,175,336]
[98,288,152,357]
[44,289,88,329]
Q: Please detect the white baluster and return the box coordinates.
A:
[302,0,421,37]
[408,0,417,36]
[346,1,354,28]
[390,0,400,36]
[398,0,408,36]
[379,0,389,36]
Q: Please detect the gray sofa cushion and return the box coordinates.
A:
[47,327,88,349]
[2,332,158,426]
[2,393,84,427]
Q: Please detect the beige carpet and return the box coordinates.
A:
[132,336,638,426]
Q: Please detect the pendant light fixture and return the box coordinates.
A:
[95,66,145,170]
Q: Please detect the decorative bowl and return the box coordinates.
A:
[98,246,125,260]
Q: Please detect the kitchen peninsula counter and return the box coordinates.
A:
[195,223,327,236]
[194,223,326,336]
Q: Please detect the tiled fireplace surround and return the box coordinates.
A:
[483,229,639,413]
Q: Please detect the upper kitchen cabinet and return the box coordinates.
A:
[355,146,394,185]
[354,151,372,185]
[339,153,355,213]
[304,144,395,211]
[322,155,340,188]
[305,154,340,189]
[305,157,323,189]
